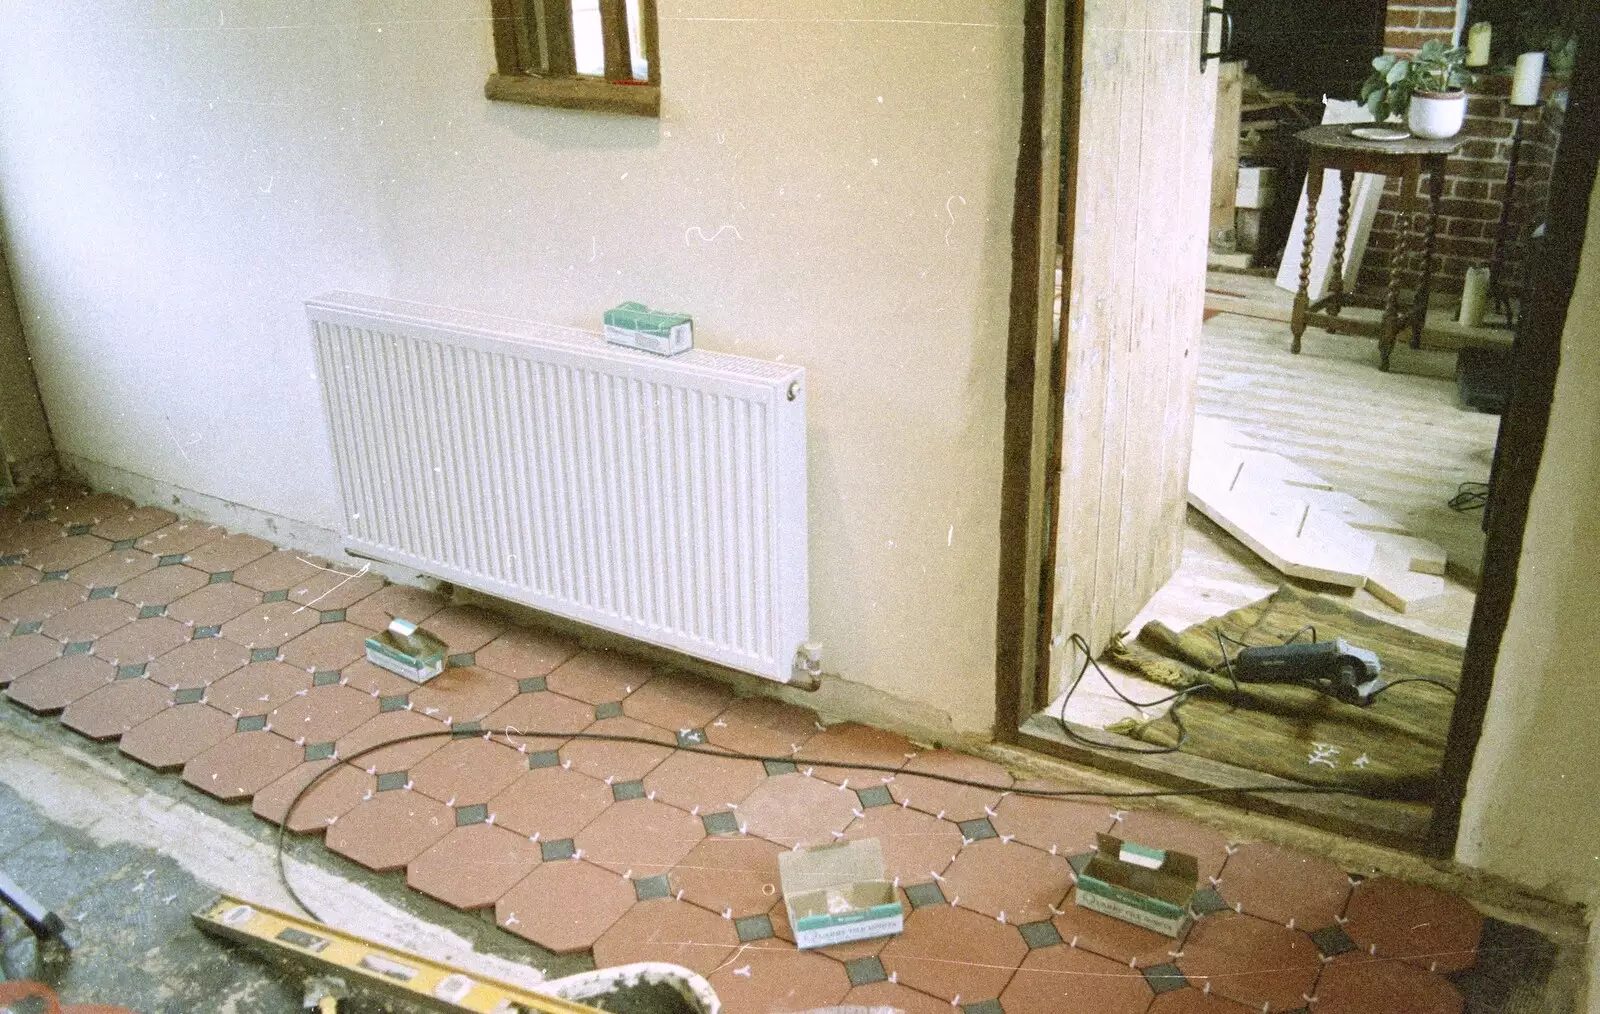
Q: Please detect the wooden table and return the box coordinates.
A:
[1290,124,1460,371]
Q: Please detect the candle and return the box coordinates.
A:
[1459,266,1490,328]
[1511,51,1545,106]
[1466,22,1491,67]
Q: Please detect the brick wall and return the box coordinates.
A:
[1356,0,1564,298]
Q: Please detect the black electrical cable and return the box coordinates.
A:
[1049,633,1216,756]
[1449,481,1490,512]
[1371,677,1460,697]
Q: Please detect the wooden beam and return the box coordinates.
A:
[540,0,577,77]
[1210,60,1243,249]
[484,73,659,116]
[488,0,524,75]
[599,0,632,80]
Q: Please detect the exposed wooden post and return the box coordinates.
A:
[1210,60,1244,250]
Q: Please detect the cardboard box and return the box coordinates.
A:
[1073,834,1198,937]
[778,839,904,950]
[364,619,447,685]
[603,302,693,357]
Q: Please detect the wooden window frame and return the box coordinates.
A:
[486,0,660,117]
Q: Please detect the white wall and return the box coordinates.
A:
[0,1,1022,733]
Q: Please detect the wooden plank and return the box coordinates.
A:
[484,73,658,116]
[1210,60,1243,249]
[1366,544,1447,612]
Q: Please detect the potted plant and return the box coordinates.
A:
[1360,39,1477,139]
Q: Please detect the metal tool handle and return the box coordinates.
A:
[1199,0,1234,71]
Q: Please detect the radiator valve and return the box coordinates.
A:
[791,642,824,691]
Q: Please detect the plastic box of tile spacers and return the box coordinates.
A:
[364,618,447,684]
[602,302,693,357]
[1073,833,1199,937]
[778,838,904,950]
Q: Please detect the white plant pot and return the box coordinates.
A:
[1408,92,1468,139]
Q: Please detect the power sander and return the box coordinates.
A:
[1228,638,1386,706]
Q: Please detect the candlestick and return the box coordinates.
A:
[1511,51,1545,106]
[1459,267,1489,327]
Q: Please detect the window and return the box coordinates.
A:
[486,0,659,116]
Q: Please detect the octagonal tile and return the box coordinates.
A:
[488,765,614,841]
[0,633,61,687]
[61,678,173,740]
[670,834,787,919]
[1315,953,1465,1013]
[232,549,327,594]
[91,506,176,543]
[1177,912,1321,1012]
[343,583,448,632]
[838,982,951,1014]
[119,703,237,770]
[796,722,915,787]
[704,695,820,757]
[576,796,705,879]
[0,563,40,601]
[336,709,451,773]
[496,860,635,954]
[408,667,519,724]
[484,687,594,753]
[880,903,1027,1003]
[26,535,111,573]
[134,520,227,557]
[467,626,579,682]
[407,823,543,910]
[545,649,654,704]
[280,621,375,671]
[0,518,64,558]
[68,548,156,589]
[562,714,674,782]
[591,898,740,976]
[326,788,456,871]
[338,658,418,698]
[737,772,859,848]
[90,617,188,666]
[1343,876,1482,974]
[704,942,851,1013]
[423,604,507,654]
[145,637,250,689]
[0,578,88,623]
[41,597,136,642]
[113,563,209,607]
[183,729,304,801]
[51,492,134,526]
[1219,841,1353,930]
[167,582,264,628]
[1052,889,1188,968]
[220,599,320,649]
[1149,987,1263,1014]
[288,566,385,612]
[844,801,965,884]
[5,655,115,713]
[205,661,313,715]
[1002,942,1154,1014]
[268,683,381,744]
[643,750,766,814]
[888,749,1013,824]
[409,737,527,807]
[182,532,275,573]
[253,759,375,833]
[940,838,1074,925]
[990,782,1117,855]
[621,672,735,733]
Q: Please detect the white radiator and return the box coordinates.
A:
[307,293,810,684]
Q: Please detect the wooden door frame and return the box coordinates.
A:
[994,0,1599,857]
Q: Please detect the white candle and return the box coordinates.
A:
[1466,22,1491,67]
[1459,266,1490,328]
[1511,51,1545,106]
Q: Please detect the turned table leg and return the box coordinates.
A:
[1327,168,1355,317]
[1413,160,1446,349]
[1291,158,1325,353]
[1381,164,1419,372]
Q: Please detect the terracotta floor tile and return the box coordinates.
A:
[844,801,965,883]
[268,683,381,744]
[489,765,614,840]
[113,563,209,607]
[343,583,449,632]
[336,710,451,773]
[796,722,915,786]
[0,633,61,687]
[182,532,275,573]
[737,772,860,848]
[496,859,637,954]
[1148,987,1261,1014]
[135,520,227,557]
[578,797,706,877]
[1218,842,1353,930]
[705,695,820,757]
[1343,877,1483,974]
[591,898,740,976]
[252,759,375,833]
[889,749,1013,823]
[1,579,88,623]
[326,789,456,871]
[68,548,156,589]
[219,599,320,649]
[41,597,136,642]
[880,903,1028,1003]
[0,519,66,557]
[205,660,314,715]
[280,621,375,671]
[839,982,952,1014]
[408,667,519,724]
[483,688,594,752]
[338,658,420,698]
[990,782,1117,855]
[545,649,654,704]
[49,491,133,524]
[0,563,40,600]
[182,729,304,801]
[622,672,735,733]
[60,678,173,740]
[90,616,188,665]
[232,549,329,594]
[145,637,250,689]
[470,626,579,681]
[119,703,237,770]
[1114,809,1232,881]
[1315,954,1465,1013]
[1002,943,1154,1014]
[409,737,527,806]
[1177,912,1321,1012]
[288,566,385,612]
[704,941,851,1013]
[91,506,176,542]
[406,823,543,910]
[562,715,675,782]
[5,655,115,713]
[423,604,508,654]
[942,838,1074,925]
[643,750,766,814]
[26,535,112,574]
[167,582,263,628]
[669,834,787,918]
[1052,890,1187,968]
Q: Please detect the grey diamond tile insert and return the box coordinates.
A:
[856,785,893,808]
[194,625,221,639]
[541,838,576,861]
[1141,963,1187,994]
[138,604,167,619]
[958,817,998,842]
[701,811,739,836]
[612,780,646,802]
[208,571,234,585]
[593,701,624,720]
[456,803,488,826]
[1017,920,1062,950]
[173,688,206,705]
[518,677,547,693]
[633,874,671,901]
[528,750,561,770]
[64,642,94,656]
[379,695,409,713]
[88,586,118,600]
[376,771,408,792]
[236,714,268,733]
[1309,924,1356,958]
[66,524,92,537]
[763,759,797,776]
[733,914,773,942]
[447,652,474,669]
[844,956,887,987]
[249,647,279,663]
[452,720,483,739]
[676,728,707,747]
[904,882,946,909]
[13,621,43,636]
[117,663,148,679]
[262,589,288,603]
[961,1000,1003,1014]
[158,554,186,567]
[319,609,346,624]
[44,570,69,582]
[304,742,336,762]
[313,670,340,687]
[111,538,137,551]
[1189,889,1229,917]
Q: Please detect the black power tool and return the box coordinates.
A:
[1229,639,1387,706]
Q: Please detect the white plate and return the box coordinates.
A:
[1351,127,1412,141]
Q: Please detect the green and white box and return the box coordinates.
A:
[602,302,693,357]
[364,618,447,685]
[778,839,904,950]
[1074,833,1199,938]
